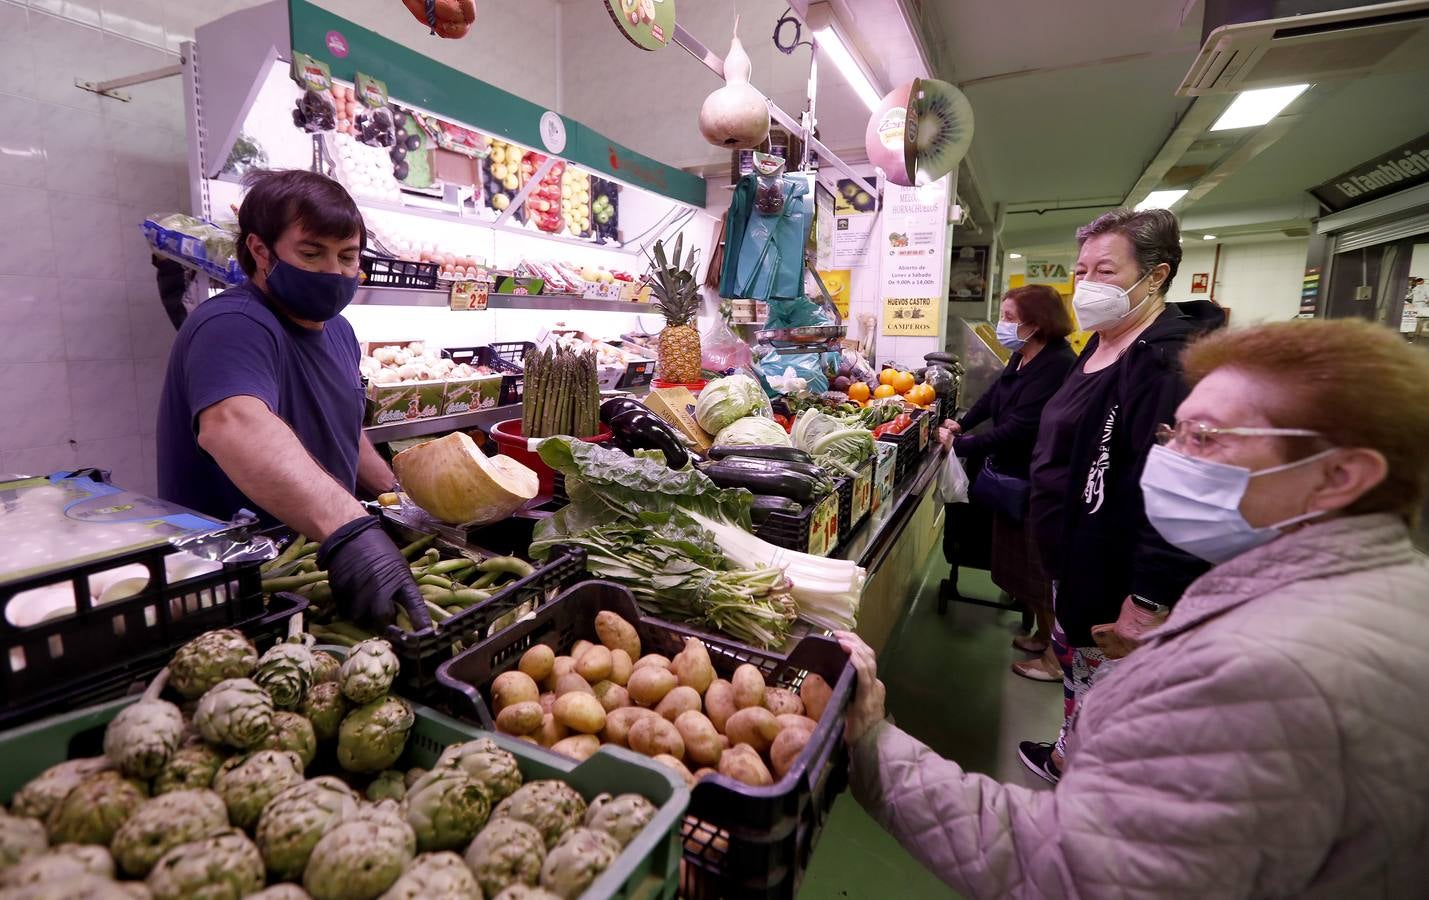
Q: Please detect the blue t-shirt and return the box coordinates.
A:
[156,281,364,522]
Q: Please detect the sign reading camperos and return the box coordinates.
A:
[1311,132,1429,212]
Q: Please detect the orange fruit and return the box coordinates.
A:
[873,384,897,399]
[914,383,935,405]
[848,381,871,402]
[892,371,916,394]
[878,368,896,386]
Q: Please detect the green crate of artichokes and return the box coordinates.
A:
[0,629,689,900]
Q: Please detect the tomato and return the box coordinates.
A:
[773,413,792,432]
[892,413,913,434]
[872,423,891,438]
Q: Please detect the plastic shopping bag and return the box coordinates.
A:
[937,452,970,504]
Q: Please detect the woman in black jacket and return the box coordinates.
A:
[940,285,1076,676]
[1019,208,1215,785]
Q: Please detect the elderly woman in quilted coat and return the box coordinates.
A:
[838,319,1429,898]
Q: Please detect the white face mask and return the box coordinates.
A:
[1141,444,1338,564]
[1072,271,1151,332]
[995,320,1028,351]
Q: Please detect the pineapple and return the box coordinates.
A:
[648,234,703,383]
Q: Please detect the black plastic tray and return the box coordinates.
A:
[442,345,526,406]
[434,581,856,900]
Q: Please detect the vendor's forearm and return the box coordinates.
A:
[197,396,365,539]
[356,434,396,497]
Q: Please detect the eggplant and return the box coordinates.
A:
[705,455,831,484]
[750,494,803,524]
[599,396,648,424]
[701,460,822,503]
[708,445,813,464]
[607,408,689,469]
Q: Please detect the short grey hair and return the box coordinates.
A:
[1076,207,1183,295]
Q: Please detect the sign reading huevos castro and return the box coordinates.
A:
[879,178,949,337]
[882,296,939,335]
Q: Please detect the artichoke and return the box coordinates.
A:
[538,827,620,899]
[310,652,341,685]
[245,887,312,900]
[109,789,228,878]
[44,771,146,846]
[102,670,184,780]
[213,750,305,831]
[1,847,111,888]
[492,887,562,900]
[194,678,274,749]
[0,872,137,899]
[9,758,111,821]
[490,781,587,850]
[0,810,47,869]
[404,767,428,789]
[257,712,317,769]
[338,639,399,704]
[402,767,491,853]
[254,776,359,883]
[379,850,479,899]
[152,742,226,794]
[303,800,415,900]
[337,697,414,774]
[300,683,348,743]
[169,630,258,700]
[254,643,314,710]
[436,740,523,803]
[463,818,545,898]
[145,828,264,900]
[583,793,657,848]
[366,771,407,803]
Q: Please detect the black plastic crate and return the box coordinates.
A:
[753,487,841,559]
[360,253,440,289]
[434,581,856,900]
[877,408,928,486]
[489,341,536,368]
[442,345,526,406]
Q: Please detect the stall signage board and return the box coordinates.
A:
[1310,131,1429,212]
[1026,259,1069,284]
[603,0,676,51]
[879,179,949,336]
[881,297,938,335]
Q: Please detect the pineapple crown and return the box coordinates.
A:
[646,235,700,326]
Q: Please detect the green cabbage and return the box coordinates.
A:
[695,374,771,435]
[713,417,792,448]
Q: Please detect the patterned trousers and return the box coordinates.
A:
[1051,619,1120,761]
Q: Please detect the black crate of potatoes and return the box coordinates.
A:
[435,580,857,900]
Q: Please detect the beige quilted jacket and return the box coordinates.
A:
[851,513,1429,898]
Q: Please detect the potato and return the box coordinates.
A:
[539,692,556,715]
[548,656,576,692]
[731,664,766,710]
[495,701,543,736]
[703,679,736,734]
[516,734,539,745]
[674,710,723,768]
[800,673,833,722]
[571,639,595,661]
[718,744,772,787]
[671,638,714,695]
[725,707,780,755]
[627,666,677,708]
[693,767,717,781]
[776,714,818,734]
[628,715,684,759]
[763,687,804,717]
[652,754,696,789]
[609,649,634,687]
[770,726,813,779]
[518,644,555,684]
[603,707,655,747]
[550,734,601,761]
[595,610,641,658]
[633,654,671,671]
[655,686,702,722]
[555,672,595,697]
[575,645,613,683]
[593,681,630,713]
[553,692,607,735]
[492,671,540,712]
[536,712,568,748]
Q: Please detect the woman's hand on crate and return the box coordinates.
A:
[835,631,885,745]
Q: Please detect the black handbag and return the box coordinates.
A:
[969,458,1031,524]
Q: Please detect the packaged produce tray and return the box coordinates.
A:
[754,488,841,559]
[0,690,687,900]
[877,408,929,485]
[359,251,440,289]
[435,581,857,900]
[141,217,244,284]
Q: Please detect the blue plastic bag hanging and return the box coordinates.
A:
[720,171,812,302]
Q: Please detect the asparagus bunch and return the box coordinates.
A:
[522,345,601,438]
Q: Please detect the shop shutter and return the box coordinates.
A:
[1334,211,1429,254]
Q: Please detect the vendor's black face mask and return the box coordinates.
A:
[266,257,359,322]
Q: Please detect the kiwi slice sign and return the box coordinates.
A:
[604,0,676,51]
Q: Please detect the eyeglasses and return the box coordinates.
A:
[1155,421,1323,451]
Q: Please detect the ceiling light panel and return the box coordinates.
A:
[1135,190,1189,211]
[1210,84,1309,131]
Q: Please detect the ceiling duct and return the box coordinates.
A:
[1177,0,1429,95]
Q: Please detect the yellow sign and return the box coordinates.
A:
[818,269,851,318]
[882,296,940,336]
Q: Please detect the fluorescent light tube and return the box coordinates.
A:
[1008,252,1023,259]
[815,26,881,111]
[1135,190,1188,211]
[1210,84,1309,131]
[1203,234,1217,240]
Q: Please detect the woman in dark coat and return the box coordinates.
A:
[940,285,1076,678]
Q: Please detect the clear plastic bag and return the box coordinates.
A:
[700,293,753,373]
[937,452,971,504]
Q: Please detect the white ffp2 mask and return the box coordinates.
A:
[1072,272,1150,332]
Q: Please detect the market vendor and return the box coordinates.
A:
[156,169,429,629]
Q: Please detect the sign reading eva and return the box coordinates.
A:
[1310,132,1429,212]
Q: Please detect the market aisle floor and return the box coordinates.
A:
[799,556,1064,898]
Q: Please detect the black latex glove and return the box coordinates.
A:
[317,516,432,631]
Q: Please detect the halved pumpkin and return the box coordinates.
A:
[393,432,538,525]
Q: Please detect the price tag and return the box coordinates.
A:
[449,281,489,311]
[852,463,873,523]
[808,493,840,557]
[917,412,930,450]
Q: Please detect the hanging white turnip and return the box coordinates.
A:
[698,16,771,150]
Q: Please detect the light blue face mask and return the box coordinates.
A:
[1141,443,1338,564]
[995,320,1028,351]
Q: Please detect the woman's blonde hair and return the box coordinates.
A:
[1183,319,1429,521]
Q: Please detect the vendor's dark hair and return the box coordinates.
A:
[236,169,365,276]
[1076,207,1182,294]
[1005,284,1074,341]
